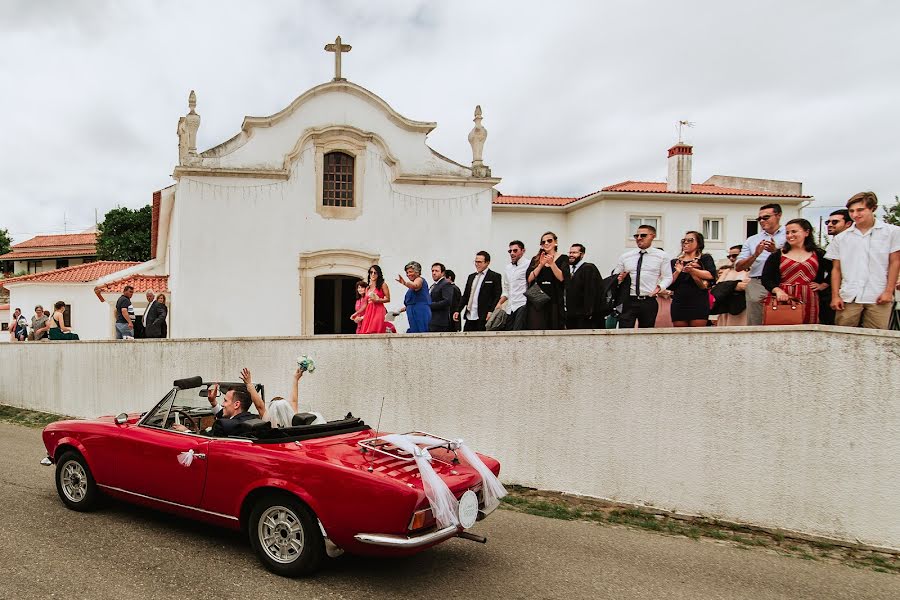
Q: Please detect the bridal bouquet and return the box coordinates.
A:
[297,355,316,374]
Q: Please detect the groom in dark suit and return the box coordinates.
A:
[566,243,602,329]
[428,262,454,332]
[453,251,502,332]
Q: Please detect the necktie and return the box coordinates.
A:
[635,251,646,296]
[466,273,482,313]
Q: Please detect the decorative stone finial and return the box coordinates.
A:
[177,90,201,165]
[468,105,491,178]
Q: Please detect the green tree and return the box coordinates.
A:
[0,227,12,274]
[97,205,152,262]
[883,195,900,227]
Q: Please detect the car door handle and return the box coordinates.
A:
[192,453,207,460]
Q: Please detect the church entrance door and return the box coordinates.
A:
[314,275,358,334]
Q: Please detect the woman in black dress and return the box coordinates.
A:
[525,231,569,329]
[669,231,717,327]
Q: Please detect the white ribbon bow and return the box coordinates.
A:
[177,449,195,467]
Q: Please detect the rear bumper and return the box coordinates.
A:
[354,524,462,549]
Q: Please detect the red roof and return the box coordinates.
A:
[600,181,810,198]
[0,304,9,311]
[493,195,580,207]
[12,233,97,249]
[0,261,138,288]
[95,274,169,294]
[0,248,97,261]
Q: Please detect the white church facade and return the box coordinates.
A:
[3,39,809,340]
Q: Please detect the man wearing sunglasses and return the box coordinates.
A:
[825,209,852,237]
[613,225,673,328]
[735,203,786,325]
[818,210,852,324]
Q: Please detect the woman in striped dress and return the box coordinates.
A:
[761,218,832,324]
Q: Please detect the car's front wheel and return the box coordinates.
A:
[55,451,99,512]
[248,493,324,577]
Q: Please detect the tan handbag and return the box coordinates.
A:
[762,296,804,326]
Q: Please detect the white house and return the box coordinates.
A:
[5,40,810,339]
[0,232,98,275]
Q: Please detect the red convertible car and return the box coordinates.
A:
[41,376,503,576]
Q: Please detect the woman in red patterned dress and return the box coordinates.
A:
[761,218,832,324]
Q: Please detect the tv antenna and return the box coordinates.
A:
[677,119,695,143]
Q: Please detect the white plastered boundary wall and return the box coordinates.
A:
[0,326,897,549]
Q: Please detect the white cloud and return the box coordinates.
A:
[1,0,897,241]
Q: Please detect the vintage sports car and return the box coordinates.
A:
[41,376,504,576]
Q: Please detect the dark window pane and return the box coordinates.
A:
[323,152,354,207]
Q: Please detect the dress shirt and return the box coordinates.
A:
[825,221,900,304]
[429,277,445,290]
[614,248,673,296]
[466,271,486,320]
[737,226,787,278]
[502,261,528,313]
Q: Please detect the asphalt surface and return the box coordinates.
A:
[0,422,895,600]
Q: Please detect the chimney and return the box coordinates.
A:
[666,143,693,193]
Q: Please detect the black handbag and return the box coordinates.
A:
[525,283,551,307]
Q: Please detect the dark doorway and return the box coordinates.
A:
[314,275,359,334]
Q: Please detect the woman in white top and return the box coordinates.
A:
[241,367,322,428]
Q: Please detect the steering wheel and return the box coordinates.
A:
[171,410,200,433]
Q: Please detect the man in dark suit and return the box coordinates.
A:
[453,251,503,332]
[445,270,462,332]
[173,384,255,436]
[428,262,454,332]
[565,244,602,329]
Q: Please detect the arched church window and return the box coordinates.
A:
[323,151,355,207]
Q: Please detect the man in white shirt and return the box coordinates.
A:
[735,203,787,325]
[495,240,528,330]
[826,192,900,330]
[613,225,673,329]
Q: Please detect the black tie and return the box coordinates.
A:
[635,251,646,296]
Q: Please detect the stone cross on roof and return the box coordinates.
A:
[324,35,352,81]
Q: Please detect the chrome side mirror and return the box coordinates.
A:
[114,413,128,425]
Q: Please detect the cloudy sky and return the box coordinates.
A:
[1,0,897,243]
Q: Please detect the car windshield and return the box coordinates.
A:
[142,386,214,430]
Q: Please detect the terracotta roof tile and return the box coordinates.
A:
[0,261,138,288]
[0,248,98,261]
[493,195,580,207]
[12,233,97,249]
[600,181,810,198]
[95,274,169,294]
[0,304,9,311]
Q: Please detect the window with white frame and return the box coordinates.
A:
[702,218,724,242]
[629,216,660,235]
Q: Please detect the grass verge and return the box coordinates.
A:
[500,485,898,575]
[0,404,76,428]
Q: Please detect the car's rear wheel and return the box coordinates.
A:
[55,451,99,512]
[248,493,324,577]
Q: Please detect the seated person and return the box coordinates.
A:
[241,367,324,428]
[174,384,256,435]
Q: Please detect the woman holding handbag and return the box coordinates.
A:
[525,231,569,329]
[762,218,831,325]
[669,231,717,327]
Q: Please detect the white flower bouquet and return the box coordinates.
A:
[297,355,316,374]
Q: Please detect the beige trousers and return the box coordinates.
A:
[834,301,892,330]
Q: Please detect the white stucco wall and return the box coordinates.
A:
[1,327,897,550]
[13,257,90,275]
[6,284,114,340]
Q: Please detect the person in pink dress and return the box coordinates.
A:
[354,265,392,334]
[351,280,367,334]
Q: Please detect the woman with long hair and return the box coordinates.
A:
[525,231,569,329]
[354,265,391,334]
[762,218,831,324]
[396,261,432,333]
[669,231,717,327]
[350,279,368,333]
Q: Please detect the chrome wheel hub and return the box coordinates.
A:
[258,505,304,564]
[61,460,87,502]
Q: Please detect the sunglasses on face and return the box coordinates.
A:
[633,233,650,239]
[680,238,697,244]
[825,219,843,225]
[727,254,740,259]
[507,249,520,253]
[541,239,554,245]
[756,214,774,222]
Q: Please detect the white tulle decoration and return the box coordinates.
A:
[382,434,460,529]
[450,439,507,511]
[266,399,296,429]
[177,449,194,467]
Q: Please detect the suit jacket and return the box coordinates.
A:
[566,262,602,317]
[144,302,168,338]
[428,278,454,328]
[211,410,256,437]
[458,269,503,321]
[448,283,462,331]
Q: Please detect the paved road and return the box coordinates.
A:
[0,423,895,600]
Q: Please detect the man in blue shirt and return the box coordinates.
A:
[735,203,787,325]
